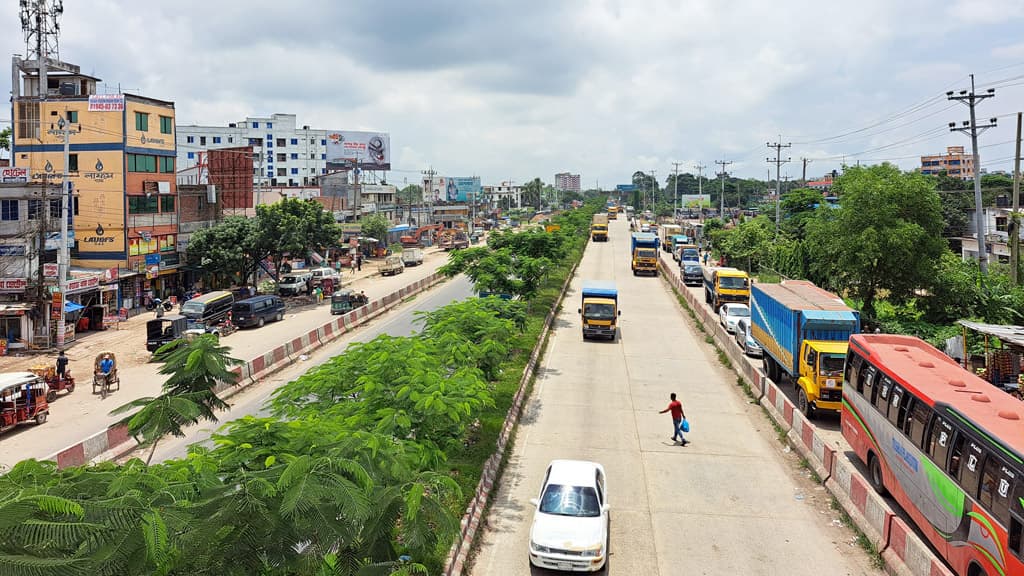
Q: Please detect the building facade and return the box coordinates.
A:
[555,172,581,193]
[483,183,523,209]
[177,113,330,189]
[921,146,975,179]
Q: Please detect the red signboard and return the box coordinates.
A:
[51,292,63,319]
[0,278,27,292]
[43,263,58,278]
[66,276,100,294]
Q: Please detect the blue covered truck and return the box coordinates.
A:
[630,232,659,275]
[750,280,860,418]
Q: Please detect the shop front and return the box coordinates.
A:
[0,277,37,354]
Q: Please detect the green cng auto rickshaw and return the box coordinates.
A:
[330,289,368,315]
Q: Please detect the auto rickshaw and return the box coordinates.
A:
[330,289,368,315]
[93,352,120,399]
[0,372,49,434]
[28,364,75,402]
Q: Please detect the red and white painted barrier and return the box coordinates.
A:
[827,455,893,550]
[883,517,955,576]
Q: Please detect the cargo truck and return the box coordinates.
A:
[750,280,860,418]
[702,266,750,311]
[607,205,618,220]
[630,232,659,276]
[579,281,620,340]
[659,225,682,252]
[591,214,609,242]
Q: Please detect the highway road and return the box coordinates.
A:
[144,275,475,463]
[469,218,883,575]
[0,251,454,470]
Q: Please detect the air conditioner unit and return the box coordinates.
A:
[157,181,170,194]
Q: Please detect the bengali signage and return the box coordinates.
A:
[0,278,27,292]
[1,167,28,183]
[87,94,125,112]
[44,263,58,278]
[51,292,63,319]
[66,276,100,294]
[0,245,27,257]
[82,157,115,182]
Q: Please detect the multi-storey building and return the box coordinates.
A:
[483,183,523,210]
[555,172,581,193]
[11,58,181,318]
[921,146,975,179]
[176,113,329,189]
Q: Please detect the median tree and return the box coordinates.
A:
[804,163,945,319]
[254,198,341,277]
[186,216,258,286]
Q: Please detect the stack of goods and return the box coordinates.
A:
[986,350,1021,386]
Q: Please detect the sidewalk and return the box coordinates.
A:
[0,246,448,381]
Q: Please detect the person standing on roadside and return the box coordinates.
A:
[56,350,69,380]
[659,392,689,446]
[356,252,362,272]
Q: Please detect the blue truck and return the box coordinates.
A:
[579,281,620,340]
[630,232,660,275]
[750,280,860,418]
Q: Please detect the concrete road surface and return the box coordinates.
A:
[143,275,475,464]
[0,250,453,470]
[470,218,882,576]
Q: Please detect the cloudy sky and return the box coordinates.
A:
[4,0,1024,188]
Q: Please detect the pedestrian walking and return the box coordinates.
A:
[350,257,357,274]
[659,392,689,445]
[356,253,362,272]
[702,252,709,266]
[55,350,69,380]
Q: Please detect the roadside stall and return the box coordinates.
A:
[957,320,1024,398]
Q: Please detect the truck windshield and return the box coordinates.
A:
[583,303,616,320]
[719,276,748,289]
[820,353,845,376]
[637,249,657,258]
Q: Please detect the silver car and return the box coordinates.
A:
[734,318,763,357]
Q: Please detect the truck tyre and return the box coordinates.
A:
[798,389,814,419]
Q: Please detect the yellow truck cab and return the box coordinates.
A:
[591,214,609,242]
[579,281,619,340]
[630,233,659,276]
[607,206,618,220]
[702,267,750,311]
[797,340,848,413]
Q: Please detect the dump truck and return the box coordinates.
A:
[751,280,860,418]
[702,266,749,311]
[591,214,609,242]
[630,232,660,276]
[579,280,619,340]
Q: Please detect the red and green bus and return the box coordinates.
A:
[842,333,1024,576]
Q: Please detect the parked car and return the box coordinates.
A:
[277,273,312,296]
[719,302,749,334]
[232,295,285,328]
[308,267,340,288]
[528,460,609,572]
[401,247,424,267]
[734,317,763,357]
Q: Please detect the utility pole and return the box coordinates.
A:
[767,140,792,234]
[421,166,435,226]
[948,75,997,273]
[672,161,682,220]
[649,170,656,213]
[695,163,705,222]
[715,160,732,218]
[1012,112,1022,285]
[47,116,78,348]
[801,157,810,183]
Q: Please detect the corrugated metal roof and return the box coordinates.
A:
[958,320,1024,349]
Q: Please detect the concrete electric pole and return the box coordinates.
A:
[46,116,78,347]
[948,74,997,273]
[715,160,732,218]
[695,163,705,222]
[1012,112,1022,285]
[767,140,792,235]
[672,161,682,219]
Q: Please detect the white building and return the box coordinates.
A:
[483,183,523,209]
[176,113,329,189]
[962,204,1024,264]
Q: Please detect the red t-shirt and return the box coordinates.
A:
[666,400,683,420]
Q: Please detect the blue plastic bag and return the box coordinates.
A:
[681,419,690,433]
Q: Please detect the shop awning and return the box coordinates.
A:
[958,320,1024,349]
[64,301,85,313]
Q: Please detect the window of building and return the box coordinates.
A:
[266,122,272,129]
[997,216,1008,232]
[321,168,327,174]
[252,167,257,175]
[49,198,62,219]
[160,196,175,213]
[128,196,159,214]
[291,153,298,160]
[135,111,149,131]
[310,138,315,144]
[248,138,261,147]
[252,121,259,128]
[160,156,175,173]
[200,136,207,146]
[277,168,286,177]
[321,153,326,160]
[187,152,195,159]
[228,137,233,143]
[310,153,315,159]
[320,139,326,145]
[68,153,78,173]
[213,136,221,144]
[27,199,42,220]
[186,135,194,144]
[159,116,172,134]
[128,154,157,173]
[266,139,273,148]
[66,110,78,123]
[276,138,286,147]
[1,200,19,221]
[291,168,298,175]
[290,138,298,145]
[277,153,287,162]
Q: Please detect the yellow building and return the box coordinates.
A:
[920,145,975,180]
[12,67,180,312]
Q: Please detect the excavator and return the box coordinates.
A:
[400,224,442,247]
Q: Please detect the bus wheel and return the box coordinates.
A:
[868,454,889,496]
[798,390,814,419]
[968,563,988,576]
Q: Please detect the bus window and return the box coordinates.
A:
[887,387,903,426]
[892,387,912,434]
[876,376,893,414]
[909,401,932,448]
[845,351,861,390]
[948,434,966,481]
[927,416,954,468]
[1011,482,1024,559]
[961,441,985,498]
[980,455,1015,525]
[861,366,877,401]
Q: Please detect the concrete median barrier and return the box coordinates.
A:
[787,409,832,482]
[883,517,955,576]
[827,454,893,550]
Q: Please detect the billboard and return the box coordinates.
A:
[615,184,637,192]
[421,176,480,202]
[1,167,28,183]
[325,130,391,171]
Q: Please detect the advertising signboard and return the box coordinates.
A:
[1,167,28,183]
[449,177,481,202]
[325,131,391,171]
[615,184,637,192]
[87,94,125,112]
